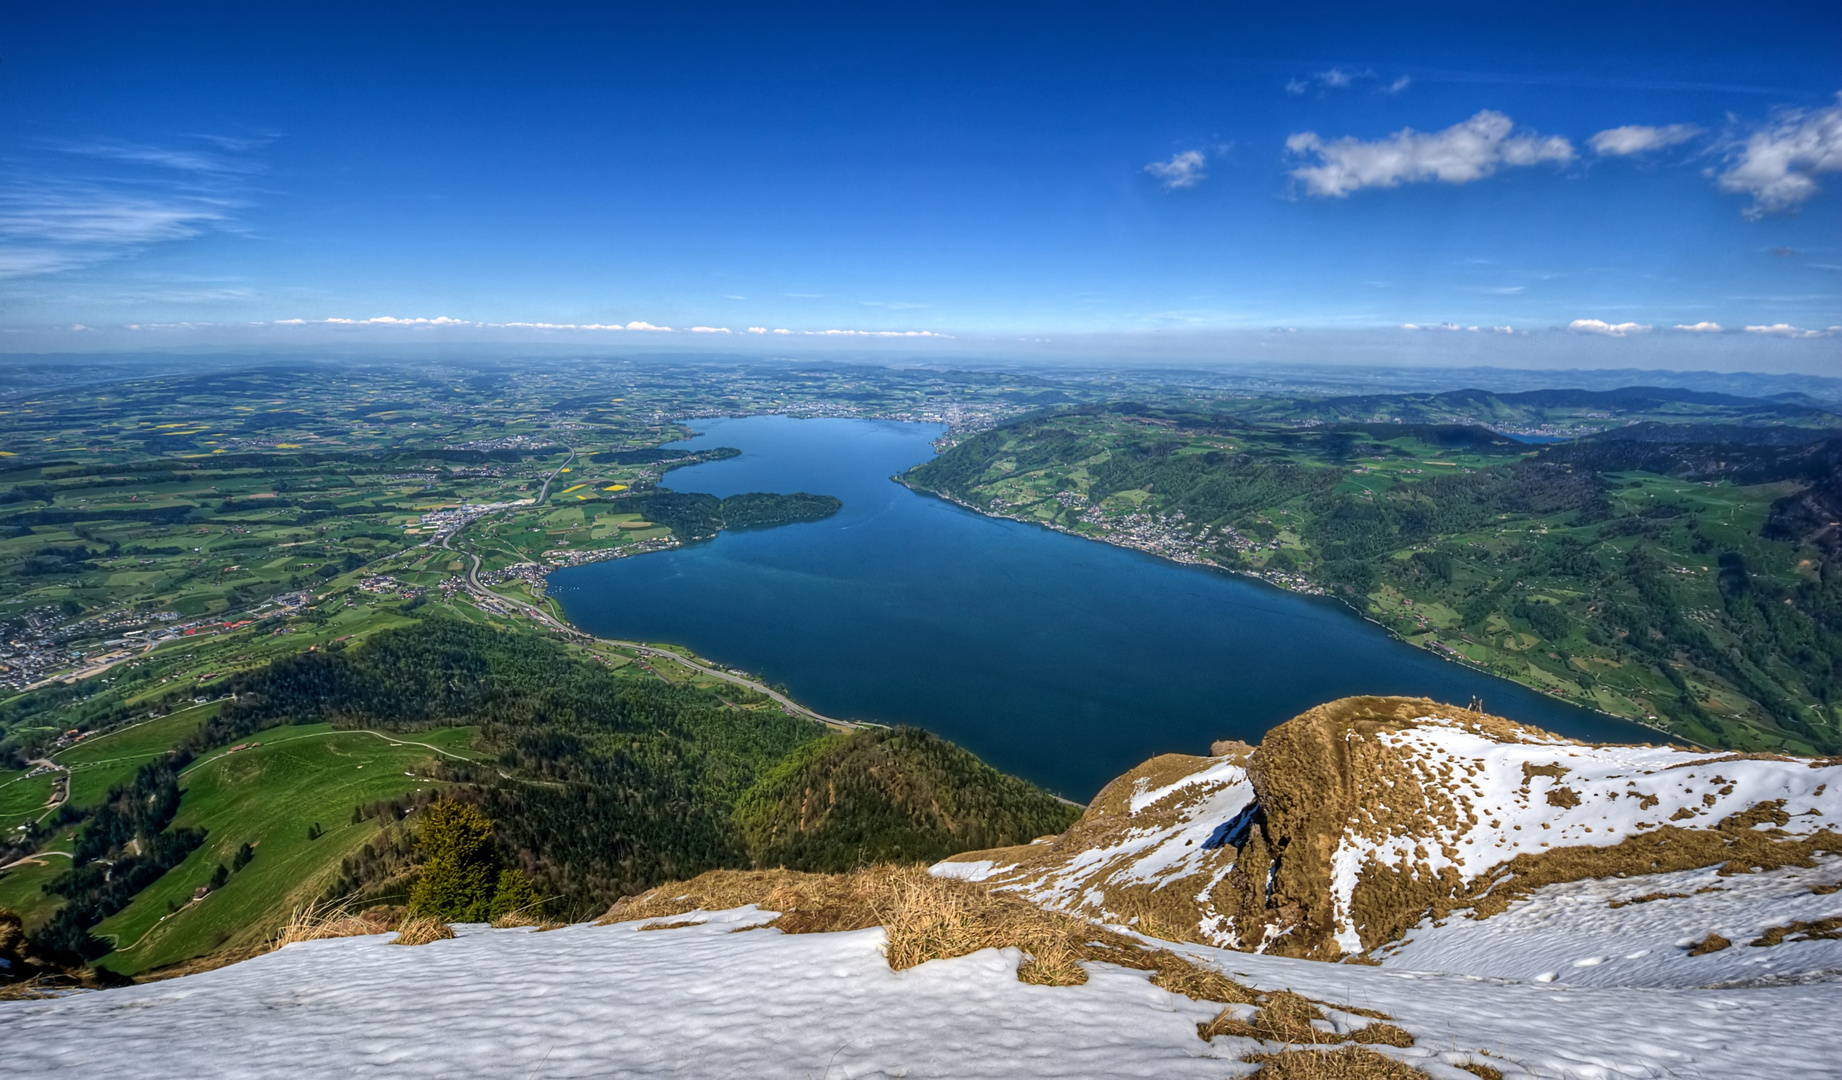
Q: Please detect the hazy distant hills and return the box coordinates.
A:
[1216,384,1842,435]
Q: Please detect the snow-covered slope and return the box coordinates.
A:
[1375,854,1842,988]
[936,696,1842,962]
[5,907,1839,1079]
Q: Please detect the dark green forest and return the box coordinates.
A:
[735,727,1081,872]
[618,490,842,542]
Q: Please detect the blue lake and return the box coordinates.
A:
[550,416,1663,801]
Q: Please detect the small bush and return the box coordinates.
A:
[487,869,544,924]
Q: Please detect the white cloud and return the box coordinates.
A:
[625,321,672,331]
[746,326,768,334]
[362,315,468,325]
[689,326,730,333]
[1287,68,1405,96]
[500,321,625,330]
[1588,124,1700,156]
[1673,321,1725,333]
[771,328,793,334]
[1568,319,1651,336]
[1287,111,1575,197]
[1744,323,1829,338]
[1717,94,1842,218]
[801,329,951,338]
[1401,322,1479,332]
[1145,150,1207,190]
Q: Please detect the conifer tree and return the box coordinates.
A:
[408,801,500,921]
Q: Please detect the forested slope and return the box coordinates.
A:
[735,727,1081,871]
[905,404,1842,754]
[7,617,1079,975]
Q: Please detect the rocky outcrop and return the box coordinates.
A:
[935,696,1842,959]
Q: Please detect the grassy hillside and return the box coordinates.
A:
[3,616,1106,979]
[905,404,1842,754]
[91,726,477,975]
[736,727,1080,872]
[56,704,216,809]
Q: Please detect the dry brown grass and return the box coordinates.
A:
[1606,891,1688,909]
[490,908,567,930]
[391,916,456,946]
[1456,1064,1504,1080]
[1240,1046,1432,1078]
[601,864,1260,995]
[1751,916,1842,946]
[271,900,398,949]
[1199,990,1413,1050]
[1686,932,1731,956]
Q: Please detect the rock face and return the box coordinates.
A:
[934,696,1842,960]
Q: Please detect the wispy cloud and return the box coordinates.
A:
[1673,321,1725,333]
[1716,93,1842,218]
[1743,323,1834,338]
[1287,111,1574,197]
[0,187,236,279]
[0,136,262,280]
[1286,68,1408,97]
[1588,124,1700,156]
[62,139,264,175]
[1144,149,1207,190]
[1568,318,1651,336]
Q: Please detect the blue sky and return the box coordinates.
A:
[3,2,1839,370]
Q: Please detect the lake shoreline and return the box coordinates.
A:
[894,475,1689,749]
[551,415,1676,799]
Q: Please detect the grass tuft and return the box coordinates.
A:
[1240,1046,1432,1078]
[271,900,395,949]
[390,916,455,946]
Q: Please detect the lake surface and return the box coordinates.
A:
[551,416,1664,801]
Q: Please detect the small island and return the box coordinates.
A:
[618,490,843,542]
